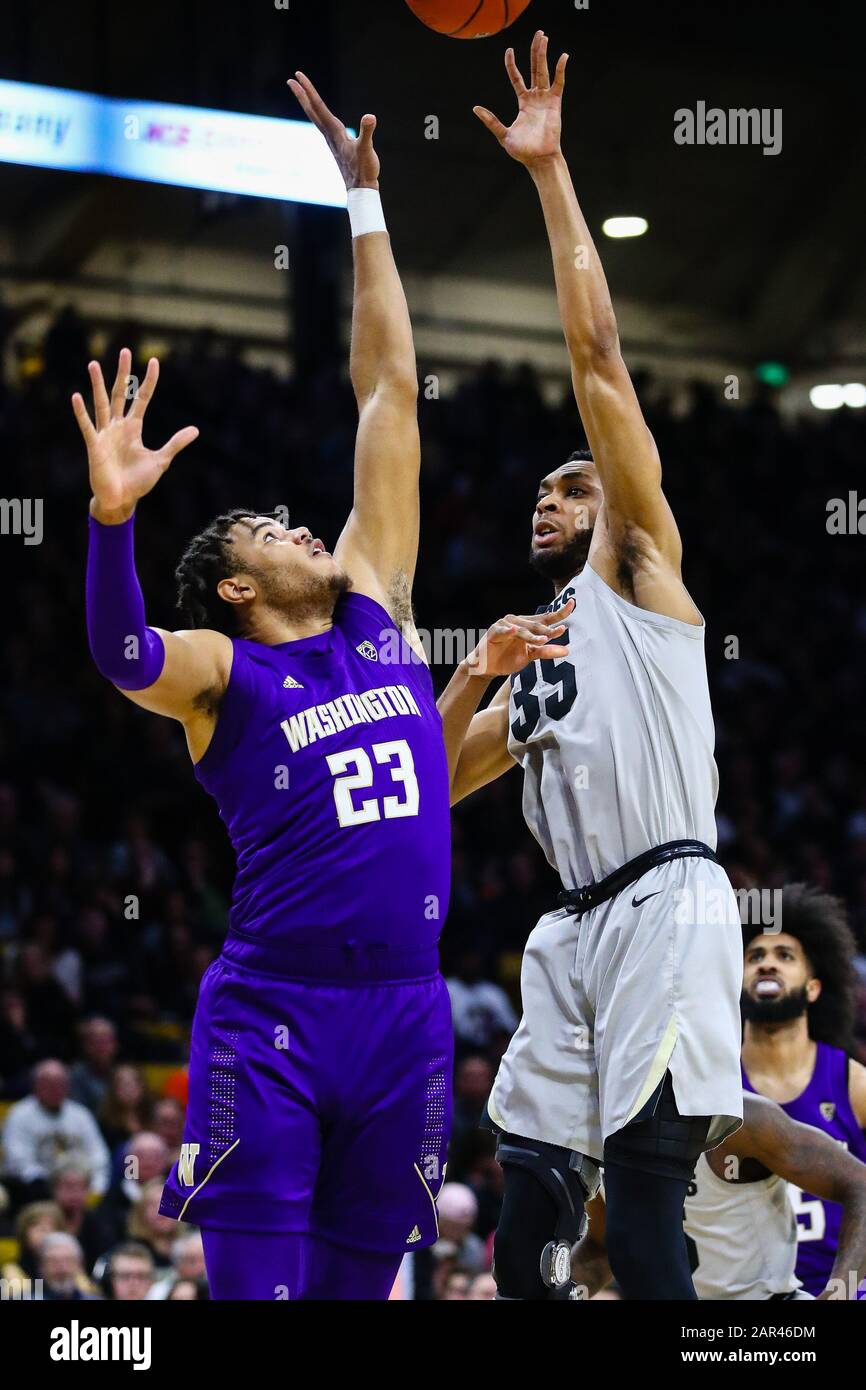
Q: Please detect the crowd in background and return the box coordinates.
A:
[2,305,866,1299]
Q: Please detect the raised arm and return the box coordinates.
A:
[731,1093,866,1300]
[74,350,231,763]
[475,32,699,625]
[437,605,572,805]
[288,73,421,639]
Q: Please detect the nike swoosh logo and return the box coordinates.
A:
[632,890,662,907]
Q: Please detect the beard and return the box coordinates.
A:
[253,561,352,623]
[740,983,810,1026]
[528,527,593,584]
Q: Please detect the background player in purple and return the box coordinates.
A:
[75,70,570,1301]
[741,884,866,1297]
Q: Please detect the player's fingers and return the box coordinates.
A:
[552,52,569,97]
[358,113,377,148]
[472,106,509,143]
[511,624,554,645]
[88,360,111,429]
[537,32,551,89]
[287,77,315,122]
[512,616,566,640]
[71,392,97,447]
[535,643,569,660]
[530,30,549,90]
[128,356,159,421]
[540,597,575,624]
[109,347,133,420]
[292,72,344,141]
[504,47,527,96]
[159,425,200,465]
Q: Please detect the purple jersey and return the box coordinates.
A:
[743,1043,866,1297]
[195,590,451,979]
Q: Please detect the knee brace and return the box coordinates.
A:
[493,1133,601,1300]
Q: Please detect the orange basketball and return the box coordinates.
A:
[405,0,534,39]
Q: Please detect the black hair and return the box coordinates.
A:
[175,508,273,633]
[566,448,594,465]
[742,883,858,1050]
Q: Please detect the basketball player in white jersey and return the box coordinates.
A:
[570,1092,866,1300]
[437,32,743,1299]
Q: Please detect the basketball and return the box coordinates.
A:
[405,0,534,40]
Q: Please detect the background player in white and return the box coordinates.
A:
[571,1091,866,1300]
[437,33,743,1299]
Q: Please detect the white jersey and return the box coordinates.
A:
[507,562,718,885]
[684,1152,803,1300]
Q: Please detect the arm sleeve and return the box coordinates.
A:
[86,513,166,690]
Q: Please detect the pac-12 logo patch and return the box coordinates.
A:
[819,1101,836,1122]
[356,640,378,662]
[283,674,303,689]
[178,1143,200,1187]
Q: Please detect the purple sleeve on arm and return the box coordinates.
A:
[86,513,166,690]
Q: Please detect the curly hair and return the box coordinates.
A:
[742,883,858,1050]
[174,508,272,633]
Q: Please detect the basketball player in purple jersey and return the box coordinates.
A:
[75,72,569,1300]
[741,884,866,1297]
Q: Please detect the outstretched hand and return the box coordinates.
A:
[72,350,199,524]
[288,71,379,191]
[473,30,568,167]
[465,600,574,678]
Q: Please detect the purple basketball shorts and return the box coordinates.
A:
[159,953,454,1254]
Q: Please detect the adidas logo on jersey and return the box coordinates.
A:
[283,675,304,689]
[820,1101,836,1122]
[356,640,378,662]
[406,1225,422,1244]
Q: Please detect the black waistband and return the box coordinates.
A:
[557,839,719,917]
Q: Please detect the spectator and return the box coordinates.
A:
[167,1276,209,1300]
[0,1200,65,1286]
[1,1060,111,1200]
[0,989,41,1099]
[39,1231,100,1300]
[451,1054,495,1147]
[446,949,518,1054]
[99,1064,151,1152]
[147,1230,206,1299]
[467,1271,498,1300]
[433,1183,488,1275]
[101,1132,169,1232]
[127,1180,182,1269]
[69,1016,119,1113]
[50,1157,122,1269]
[151,1096,185,1163]
[104,1240,156,1301]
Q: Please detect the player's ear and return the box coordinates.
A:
[217,576,255,607]
[806,977,822,1005]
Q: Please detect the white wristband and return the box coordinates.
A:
[347,187,387,238]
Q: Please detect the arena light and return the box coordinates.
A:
[755,361,789,388]
[809,383,866,410]
[0,78,349,207]
[601,216,648,239]
[810,385,844,410]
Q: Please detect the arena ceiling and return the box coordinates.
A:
[1,0,863,367]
